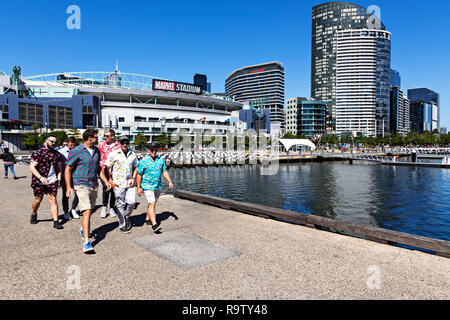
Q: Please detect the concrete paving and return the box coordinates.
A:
[0,163,449,299]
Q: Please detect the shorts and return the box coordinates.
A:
[144,189,162,203]
[32,181,58,197]
[74,185,98,212]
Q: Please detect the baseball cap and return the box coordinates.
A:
[119,136,130,145]
[147,142,158,151]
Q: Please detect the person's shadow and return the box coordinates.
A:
[130,211,178,227]
[90,209,179,246]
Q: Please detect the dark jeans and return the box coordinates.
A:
[101,179,115,208]
[4,164,15,177]
[62,185,79,213]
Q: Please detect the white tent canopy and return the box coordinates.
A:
[278,139,316,151]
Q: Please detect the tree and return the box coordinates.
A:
[50,130,69,146]
[282,132,297,139]
[133,133,148,150]
[155,132,171,149]
[22,125,42,150]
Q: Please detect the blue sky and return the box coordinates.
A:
[1,0,449,128]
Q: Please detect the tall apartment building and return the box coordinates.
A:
[311,1,386,132]
[390,86,410,134]
[335,29,391,137]
[225,62,285,134]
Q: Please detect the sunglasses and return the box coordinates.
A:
[150,149,157,153]
[48,140,57,144]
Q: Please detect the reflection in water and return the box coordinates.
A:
[163,163,450,241]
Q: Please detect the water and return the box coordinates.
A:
[161,162,450,242]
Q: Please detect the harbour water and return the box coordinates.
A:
[162,162,450,242]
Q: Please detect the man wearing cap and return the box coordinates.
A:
[104,137,138,234]
[136,142,174,232]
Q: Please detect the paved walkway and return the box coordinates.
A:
[0,164,449,299]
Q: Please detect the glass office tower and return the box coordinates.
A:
[311,1,386,133]
[408,88,440,130]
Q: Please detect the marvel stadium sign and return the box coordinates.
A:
[152,79,202,95]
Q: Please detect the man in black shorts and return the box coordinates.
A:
[29,135,64,229]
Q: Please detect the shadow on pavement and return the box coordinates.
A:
[91,221,119,246]
[130,211,178,227]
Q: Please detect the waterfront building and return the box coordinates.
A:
[225,62,285,134]
[286,97,326,137]
[410,100,438,134]
[238,106,271,134]
[335,29,391,137]
[311,1,387,133]
[390,86,410,134]
[408,88,440,130]
[0,70,243,150]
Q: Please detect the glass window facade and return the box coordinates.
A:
[311,2,386,133]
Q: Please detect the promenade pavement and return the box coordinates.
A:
[0,164,449,300]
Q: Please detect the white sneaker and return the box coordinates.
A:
[63,212,72,220]
[100,207,107,218]
[109,208,117,218]
[71,209,80,219]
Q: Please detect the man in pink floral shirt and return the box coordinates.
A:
[97,129,121,218]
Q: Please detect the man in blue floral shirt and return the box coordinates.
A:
[137,142,173,232]
[65,128,111,253]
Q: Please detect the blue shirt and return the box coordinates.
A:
[137,155,167,191]
[66,144,101,188]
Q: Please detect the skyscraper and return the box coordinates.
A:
[226,62,285,134]
[390,86,410,134]
[335,29,391,137]
[390,69,401,88]
[408,88,440,130]
[311,1,386,132]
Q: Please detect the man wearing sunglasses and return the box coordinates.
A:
[98,129,120,218]
[29,134,64,229]
[104,137,138,234]
[137,142,174,233]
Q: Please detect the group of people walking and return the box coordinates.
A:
[28,128,174,254]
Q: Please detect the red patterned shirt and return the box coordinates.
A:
[97,141,120,169]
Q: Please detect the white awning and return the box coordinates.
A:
[278,139,316,151]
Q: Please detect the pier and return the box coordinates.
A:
[1,164,449,299]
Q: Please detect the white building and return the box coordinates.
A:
[335,29,391,137]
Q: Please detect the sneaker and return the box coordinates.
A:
[109,208,117,218]
[53,220,64,230]
[71,209,80,219]
[125,217,132,230]
[30,214,38,224]
[82,241,94,253]
[144,220,152,226]
[120,226,131,234]
[152,223,161,233]
[63,212,72,220]
[100,207,107,218]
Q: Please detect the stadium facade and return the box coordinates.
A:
[0,69,245,150]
